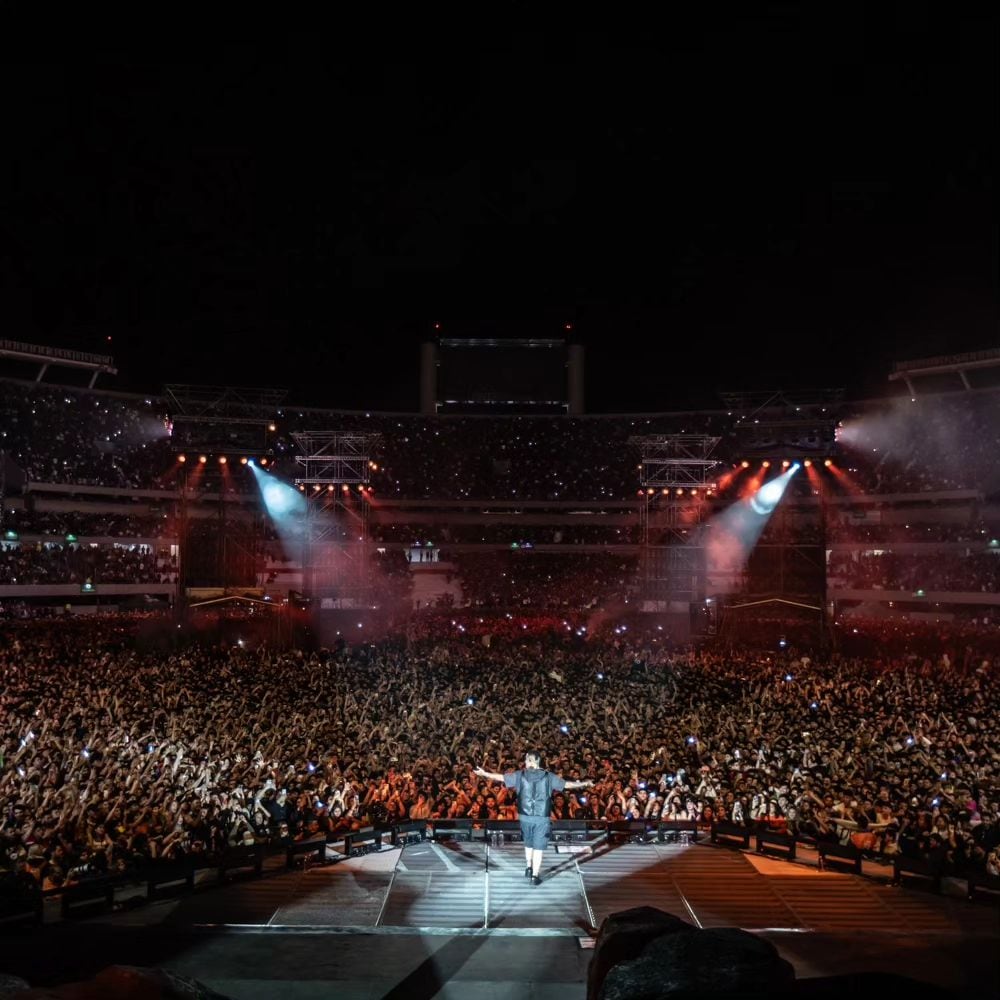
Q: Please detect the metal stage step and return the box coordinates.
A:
[485,843,590,930]
[378,840,591,930]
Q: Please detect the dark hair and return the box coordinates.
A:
[525,751,542,766]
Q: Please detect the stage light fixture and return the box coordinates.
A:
[762,460,771,468]
[178,454,186,463]
[240,456,248,465]
[804,459,812,467]
[782,460,790,468]
[199,455,207,464]
[646,487,655,495]
[219,456,227,465]
[268,423,276,432]
[259,458,269,466]
[824,459,833,467]
[676,488,684,496]
[741,460,750,468]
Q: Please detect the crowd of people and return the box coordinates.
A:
[6,378,1000,501]
[3,377,1000,903]
[828,552,1000,593]
[826,521,994,545]
[284,410,728,502]
[2,510,173,540]
[2,614,997,900]
[370,522,640,546]
[0,383,172,488]
[0,543,174,586]
[449,552,640,611]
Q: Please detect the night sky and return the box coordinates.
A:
[3,14,997,412]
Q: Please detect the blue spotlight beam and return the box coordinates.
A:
[703,465,800,589]
[249,463,307,550]
[749,464,799,515]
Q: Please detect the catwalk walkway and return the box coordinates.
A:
[107,837,995,937]
[4,840,996,999]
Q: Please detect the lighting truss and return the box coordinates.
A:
[632,435,722,490]
[166,384,288,456]
[291,432,382,485]
[719,388,845,412]
[166,384,288,421]
[720,389,842,460]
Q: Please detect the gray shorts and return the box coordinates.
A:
[519,816,551,850]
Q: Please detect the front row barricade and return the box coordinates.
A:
[657,819,699,844]
[552,819,591,842]
[218,843,266,882]
[609,820,658,844]
[891,854,943,893]
[146,857,198,897]
[391,820,429,847]
[60,877,119,920]
[755,828,797,862]
[286,836,328,870]
[484,819,523,844]
[0,878,43,928]
[342,826,383,855]
[816,840,862,875]
[966,869,1000,903]
[711,821,752,850]
[428,818,473,842]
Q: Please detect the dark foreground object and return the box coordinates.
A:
[589,906,953,999]
[4,966,232,1000]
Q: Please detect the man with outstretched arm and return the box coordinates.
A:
[473,751,593,885]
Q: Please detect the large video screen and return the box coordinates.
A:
[438,339,567,407]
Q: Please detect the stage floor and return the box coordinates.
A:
[3,841,997,999]
[97,837,996,938]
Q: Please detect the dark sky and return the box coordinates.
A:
[2,13,997,412]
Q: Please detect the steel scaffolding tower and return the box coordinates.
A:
[292,432,382,607]
[632,435,721,609]
[165,385,285,612]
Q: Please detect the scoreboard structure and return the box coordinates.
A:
[421,337,585,415]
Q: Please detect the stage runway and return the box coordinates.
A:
[4,840,997,998]
[124,837,995,938]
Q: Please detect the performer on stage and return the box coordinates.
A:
[474,751,593,885]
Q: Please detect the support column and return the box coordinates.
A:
[420,341,438,415]
[568,343,585,415]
